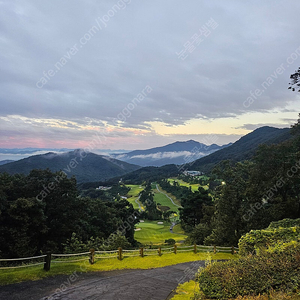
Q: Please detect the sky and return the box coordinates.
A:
[1,0,300,152]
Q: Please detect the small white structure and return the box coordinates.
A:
[157,222,164,225]
[183,170,203,176]
[96,186,112,190]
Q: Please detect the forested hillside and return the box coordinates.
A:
[190,126,291,173]
[0,149,140,183]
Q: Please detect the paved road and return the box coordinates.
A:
[0,261,204,300]
[135,195,144,211]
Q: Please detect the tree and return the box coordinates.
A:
[180,187,213,232]
[188,223,212,245]
[205,161,251,246]
[288,67,300,92]
[0,198,47,258]
[0,170,140,257]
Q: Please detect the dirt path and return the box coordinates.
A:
[0,261,204,300]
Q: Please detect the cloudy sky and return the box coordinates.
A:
[1,0,300,152]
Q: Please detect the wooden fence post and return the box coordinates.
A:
[89,249,95,264]
[231,246,234,255]
[214,245,216,254]
[174,245,177,254]
[140,247,144,257]
[158,247,162,256]
[118,247,122,260]
[194,244,197,254]
[44,252,51,271]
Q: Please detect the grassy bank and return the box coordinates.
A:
[0,252,236,286]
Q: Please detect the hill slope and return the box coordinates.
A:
[190,126,291,173]
[0,160,15,166]
[112,140,231,167]
[0,149,140,183]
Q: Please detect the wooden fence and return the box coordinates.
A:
[0,245,239,271]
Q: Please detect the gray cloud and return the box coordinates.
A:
[0,0,300,148]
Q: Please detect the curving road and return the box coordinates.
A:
[0,261,205,300]
[155,185,181,208]
[135,195,144,211]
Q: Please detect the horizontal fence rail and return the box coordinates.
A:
[0,245,238,271]
[0,254,47,270]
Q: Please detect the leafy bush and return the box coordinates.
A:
[165,238,176,245]
[195,243,300,299]
[238,226,300,256]
[63,231,131,253]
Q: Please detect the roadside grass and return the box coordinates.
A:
[135,220,187,244]
[0,252,236,286]
[170,280,199,300]
[170,281,300,300]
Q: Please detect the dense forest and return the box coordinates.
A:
[0,170,139,258]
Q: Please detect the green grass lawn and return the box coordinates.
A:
[135,220,187,244]
[153,189,181,213]
[168,178,209,191]
[125,184,144,210]
[0,252,236,286]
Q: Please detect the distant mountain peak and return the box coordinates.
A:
[111,139,231,167]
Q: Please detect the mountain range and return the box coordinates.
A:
[0,126,292,183]
[0,149,140,183]
[111,140,232,167]
[102,126,292,185]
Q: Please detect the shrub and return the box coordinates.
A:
[238,226,300,256]
[195,243,300,299]
[165,238,176,245]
